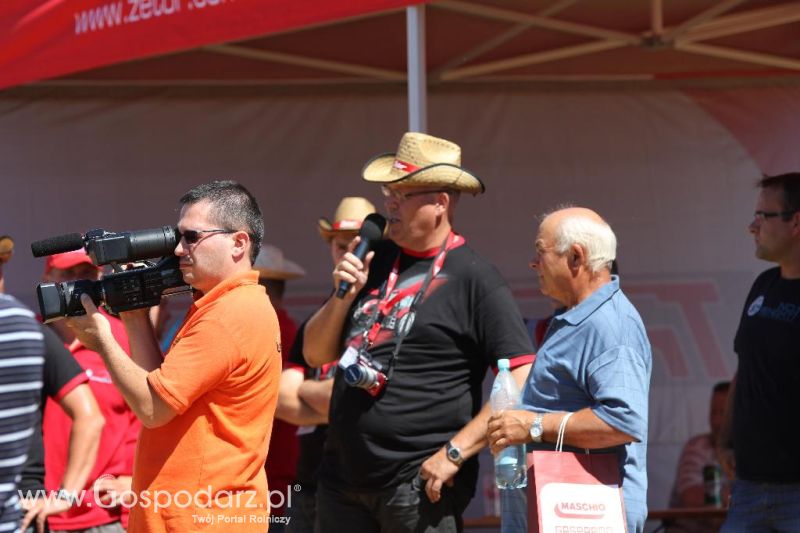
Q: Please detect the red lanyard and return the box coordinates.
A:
[361,231,463,349]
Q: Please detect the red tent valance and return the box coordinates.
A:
[0,0,421,90]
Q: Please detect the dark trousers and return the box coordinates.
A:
[315,477,471,533]
[286,486,317,533]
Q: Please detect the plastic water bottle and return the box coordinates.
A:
[490,358,527,489]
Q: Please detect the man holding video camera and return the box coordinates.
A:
[303,133,535,532]
[65,180,282,532]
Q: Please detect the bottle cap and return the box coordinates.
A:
[497,358,510,371]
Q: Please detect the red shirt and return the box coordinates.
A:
[266,307,299,516]
[44,312,141,530]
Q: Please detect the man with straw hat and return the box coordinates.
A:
[303,132,535,532]
[277,197,376,533]
[318,197,378,268]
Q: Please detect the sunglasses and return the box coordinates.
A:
[180,228,236,244]
[380,185,451,202]
[753,210,798,222]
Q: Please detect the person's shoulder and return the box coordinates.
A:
[682,433,712,451]
[753,266,781,285]
[225,282,274,316]
[0,293,30,312]
[605,283,644,319]
[0,294,37,326]
[448,243,504,277]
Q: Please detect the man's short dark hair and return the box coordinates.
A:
[180,180,264,263]
[758,172,800,219]
[712,381,731,395]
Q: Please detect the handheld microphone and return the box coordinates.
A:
[31,233,85,257]
[335,213,386,299]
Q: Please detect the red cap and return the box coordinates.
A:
[45,250,98,274]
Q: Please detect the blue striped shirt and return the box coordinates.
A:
[0,295,44,533]
[510,276,652,533]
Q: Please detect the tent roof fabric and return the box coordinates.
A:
[2,0,800,90]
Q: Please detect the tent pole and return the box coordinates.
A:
[406,5,427,133]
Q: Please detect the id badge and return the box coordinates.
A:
[338,345,359,369]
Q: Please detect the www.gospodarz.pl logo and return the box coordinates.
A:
[18,474,301,515]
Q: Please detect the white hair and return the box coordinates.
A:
[553,215,617,274]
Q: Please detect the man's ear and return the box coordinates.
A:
[434,191,450,216]
[232,231,250,261]
[791,211,800,236]
[569,244,585,271]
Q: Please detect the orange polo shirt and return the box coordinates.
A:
[128,270,280,533]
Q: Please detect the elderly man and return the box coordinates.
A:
[719,172,800,532]
[488,207,652,533]
[66,180,281,532]
[303,133,535,532]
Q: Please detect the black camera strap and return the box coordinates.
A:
[358,231,462,383]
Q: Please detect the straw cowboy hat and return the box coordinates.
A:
[253,244,305,281]
[318,197,376,241]
[362,132,485,195]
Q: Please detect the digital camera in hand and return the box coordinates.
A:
[32,226,190,322]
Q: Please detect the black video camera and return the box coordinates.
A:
[32,226,190,322]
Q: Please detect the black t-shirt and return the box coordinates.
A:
[733,267,800,482]
[19,326,85,493]
[287,322,336,489]
[321,239,534,492]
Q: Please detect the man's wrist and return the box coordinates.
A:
[445,440,465,467]
[529,413,544,443]
[55,488,79,506]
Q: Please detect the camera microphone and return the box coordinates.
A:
[31,233,85,257]
[335,213,386,299]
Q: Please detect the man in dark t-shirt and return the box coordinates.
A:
[720,172,800,531]
[303,132,535,532]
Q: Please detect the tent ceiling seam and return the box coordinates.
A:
[203,44,406,81]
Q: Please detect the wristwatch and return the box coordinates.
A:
[445,441,464,466]
[529,413,544,443]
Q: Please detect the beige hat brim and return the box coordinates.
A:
[362,153,485,195]
[255,269,304,281]
[255,264,305,281]
[318,218,359,241]
[254,256,305,281]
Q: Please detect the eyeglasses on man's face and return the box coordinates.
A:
[180,228,236,245]
[381,185,451,202]
[753,210,798,223]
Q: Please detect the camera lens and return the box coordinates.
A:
[344,364,373,388]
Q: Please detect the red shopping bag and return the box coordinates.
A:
[526,414,628,532]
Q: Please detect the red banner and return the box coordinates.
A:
[0,0,421,90]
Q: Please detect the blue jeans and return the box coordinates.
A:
[721,479,800,532]
[499,488,526,533]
